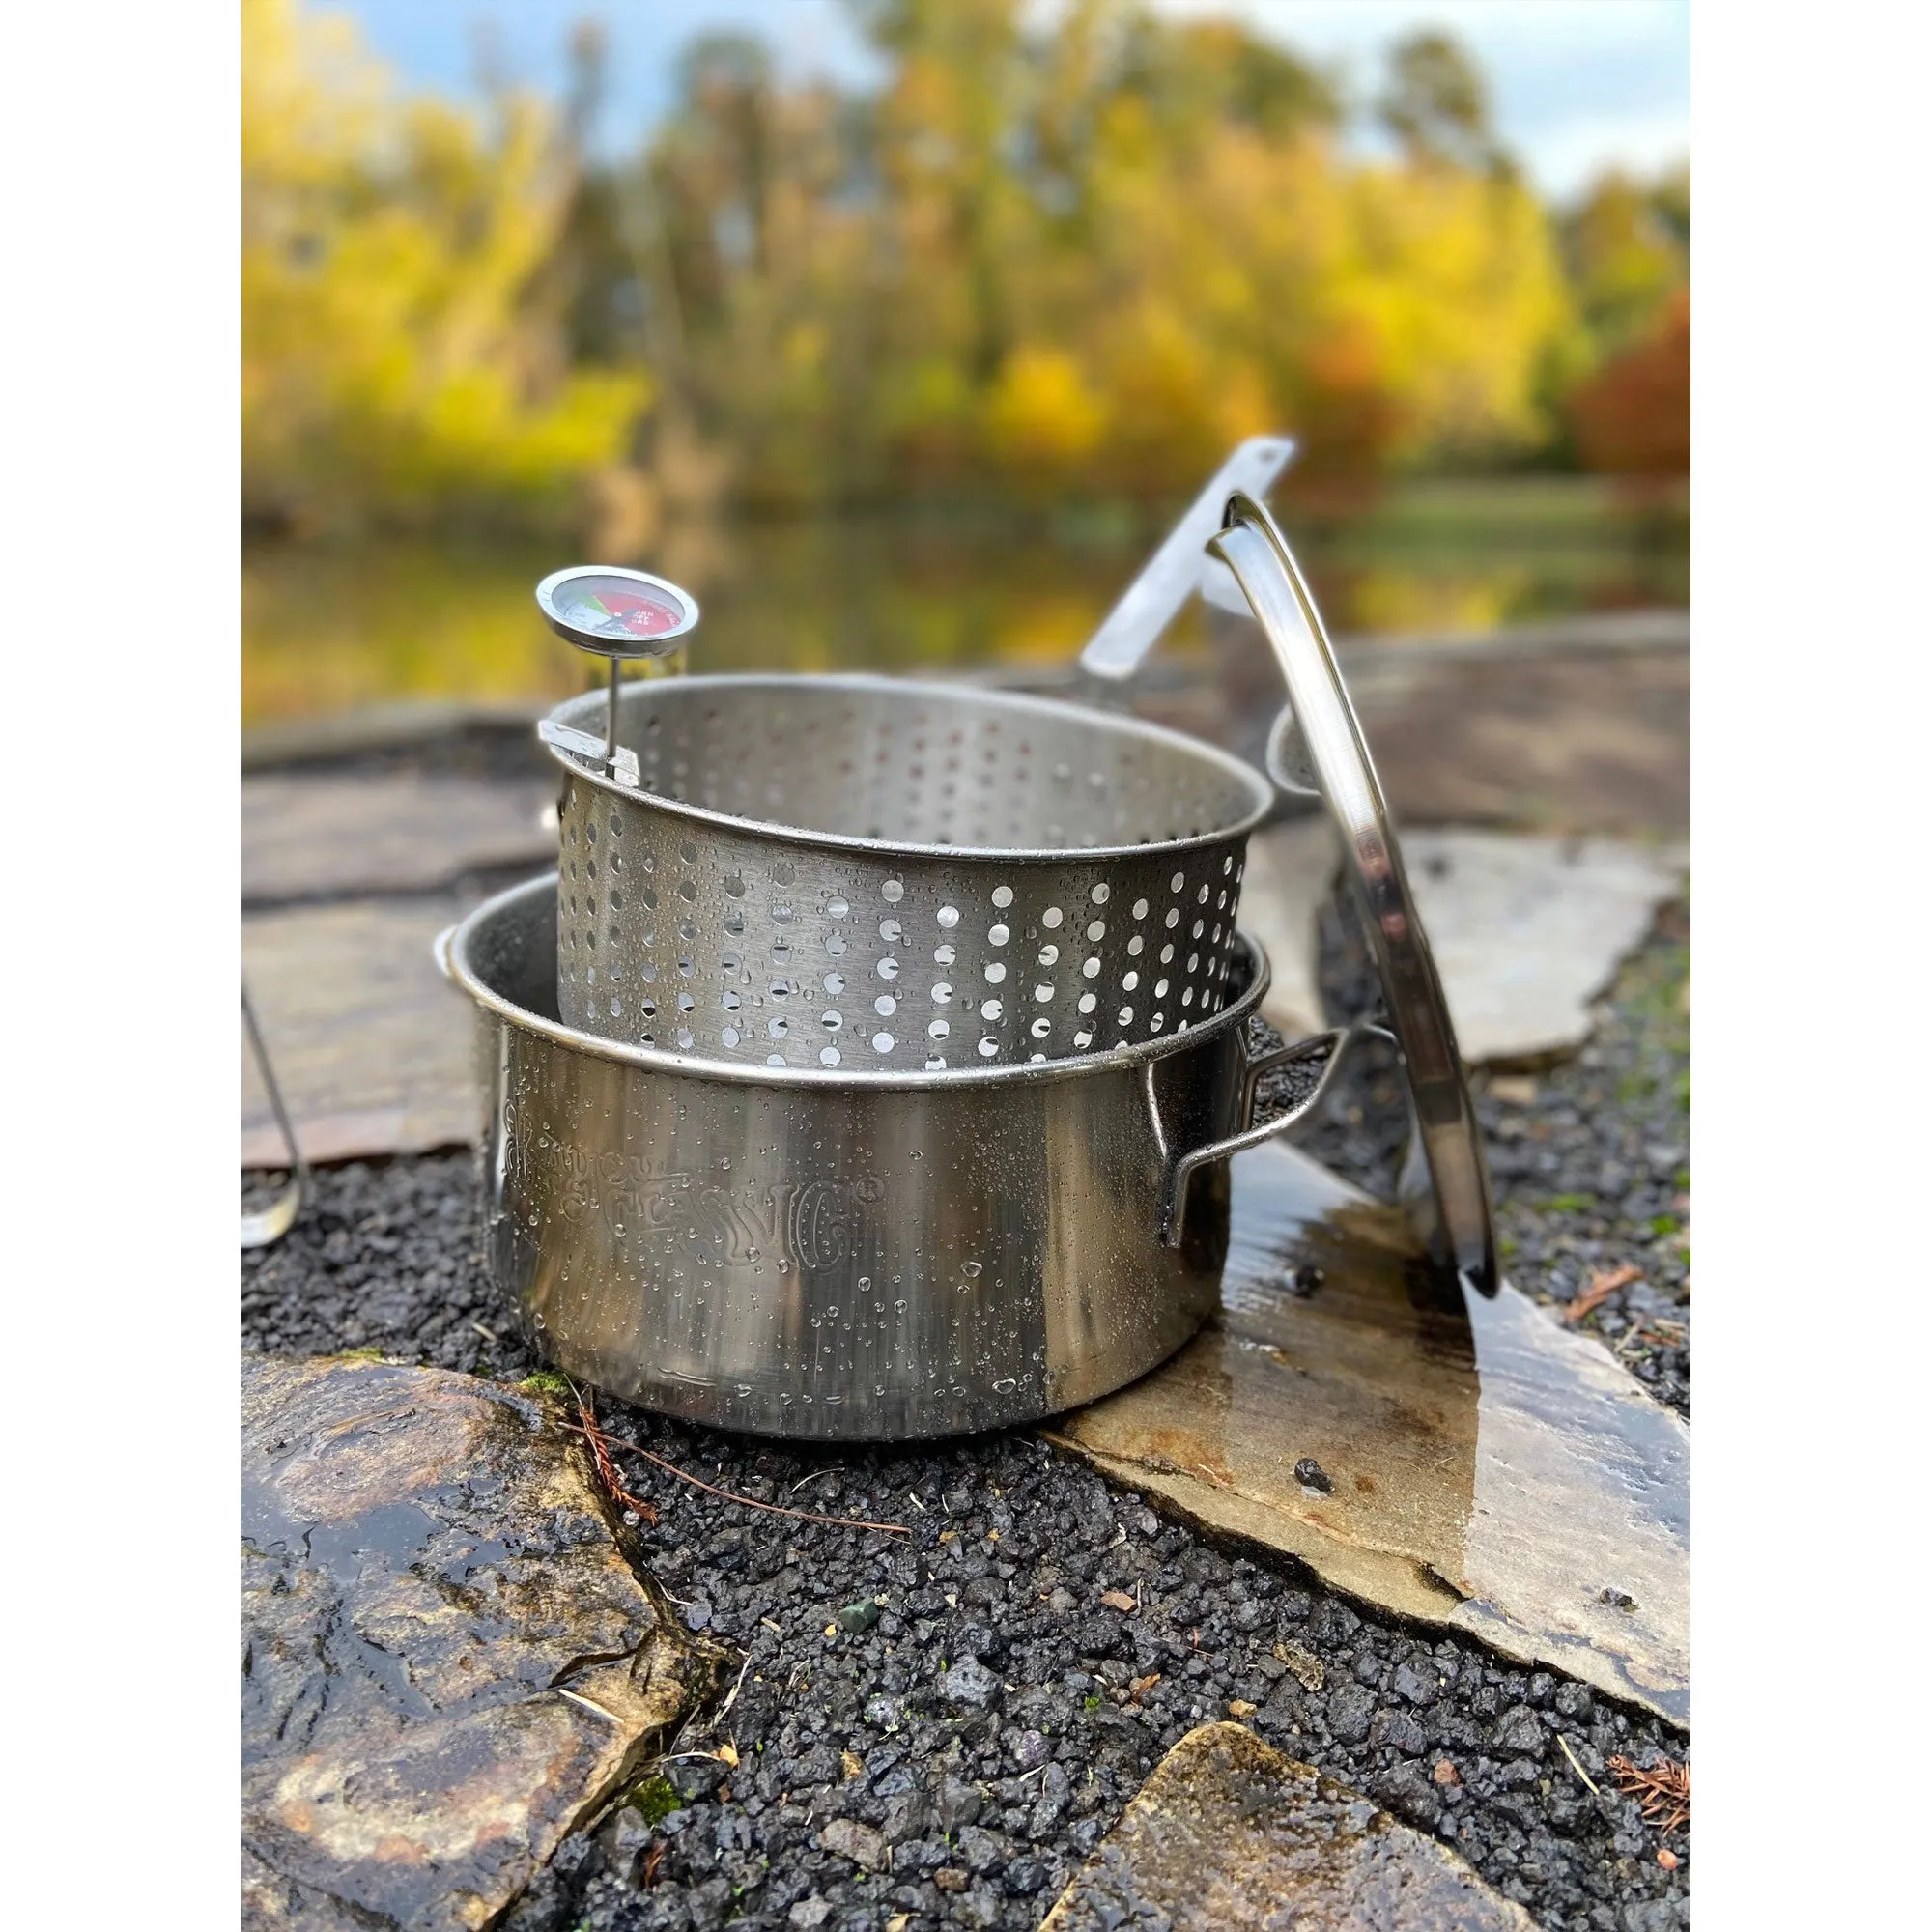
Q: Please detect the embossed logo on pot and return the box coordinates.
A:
[545,1150,881,1273]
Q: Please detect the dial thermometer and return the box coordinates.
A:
[534,565,700,779]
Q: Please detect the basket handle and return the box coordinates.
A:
[1078,437,1297,681]
[1151,1026,1352,1249]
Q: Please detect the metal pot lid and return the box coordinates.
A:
[1208,492,1499,1295]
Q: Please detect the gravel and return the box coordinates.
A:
[242,914,1694,1932]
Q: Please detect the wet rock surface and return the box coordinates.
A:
[242,1355,713,1930]
[245,1155,1690,1929]
[1052,1138,1690,1721]
[1041,1721,1535,1930]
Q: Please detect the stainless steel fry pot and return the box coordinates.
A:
[442,875,1337,1440]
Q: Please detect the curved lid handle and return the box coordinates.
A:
[1208,492,1498,1294]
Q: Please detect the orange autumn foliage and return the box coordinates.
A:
[1569,290,1690,477]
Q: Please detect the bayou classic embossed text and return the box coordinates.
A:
[549,1145,882,1273]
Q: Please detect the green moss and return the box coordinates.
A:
[1650,1214,1680,1236]
[1544,1192,1591,1214]
[517,1369,575,1401]
[624,1773,680,1825]
[334,1346,386,1363]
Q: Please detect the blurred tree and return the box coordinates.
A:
[242,0,647,535]
[245,0,1685,533]
[1569,288,1690,476]
[1650,164,1690,251]
[1562,167,1690,355]
[1377,31,1502,175]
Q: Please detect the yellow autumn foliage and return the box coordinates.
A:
[984,347,1109,483]
[242,0,1685,529]
[242,0,648,533]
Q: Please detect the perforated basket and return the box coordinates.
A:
[546,672,1273,1071]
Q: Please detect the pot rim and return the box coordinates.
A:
[448,873,1275,1093]
[545,670,1275,863]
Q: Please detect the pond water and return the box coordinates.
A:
[242,479,1688,724]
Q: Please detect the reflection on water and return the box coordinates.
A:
[243,480,1688,724]
[1055,1137,1689,1721]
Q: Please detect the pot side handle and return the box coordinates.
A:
[1155,1027,1354,1250]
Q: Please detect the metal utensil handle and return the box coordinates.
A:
[242,981,308,1250]
[1155,1027,1350,1249]
[1079,437,1297,680]
[1208,494,1498,1293]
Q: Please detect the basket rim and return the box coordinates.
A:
[544,670,1275,863]
[448,873,1275,1092]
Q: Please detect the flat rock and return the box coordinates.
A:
[242,1355,708,1931]
[1403,829,1686,1063]
[1052,1140,1690,1721]
[1350,646,1690,838]
[1198,615,1689,837]
[1041,1721,1535,1931]
[244,774,554,903]
[1235,824,1683,1064]
[243,898,475,1165]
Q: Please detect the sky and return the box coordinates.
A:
[327,0,1689,203]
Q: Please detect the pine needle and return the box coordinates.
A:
[1608,1751,1690,1833]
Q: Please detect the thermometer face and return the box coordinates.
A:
[535,567,699,657]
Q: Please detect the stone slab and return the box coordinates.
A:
[1042,1721,1536,1931]
[242,1355,708,1931]
[1234,824,1684,1064]
[1403,829,1686,1064]
[1051,1139,1690,1722]
[243,898,475,1166]
[1201,612,1689,837]
[244,773,554,903]
[1353,648,1690,838]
